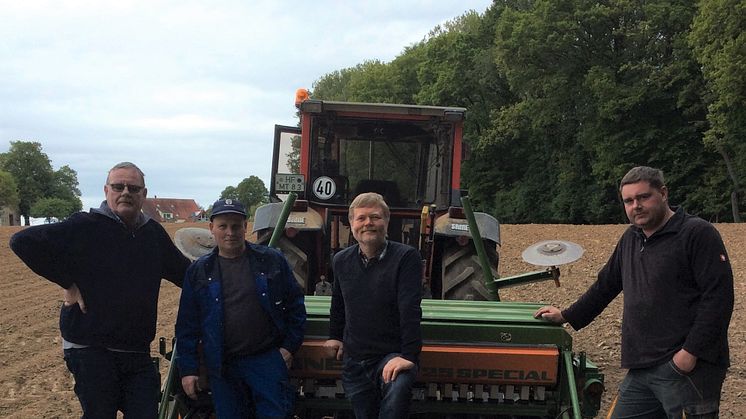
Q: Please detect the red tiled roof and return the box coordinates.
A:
[141,198,202,222]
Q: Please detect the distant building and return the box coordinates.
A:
[0,205,20,226]
[141,197,206,223]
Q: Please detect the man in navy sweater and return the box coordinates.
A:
[324,192,423,419]
[10,162,190,418]
[535,166,734,419]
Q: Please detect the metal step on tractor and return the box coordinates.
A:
[159,90,604,419]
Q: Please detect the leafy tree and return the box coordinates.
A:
[313,60,399,103]
[479,0,724,222]
[236,176,269,209]
[220,176,269,216]
[689,0,746,221]
[30,197,75,223]
[0,141,83,224]
[577,1,730,220]
[288,134,301,174]
[0,170,20,217]
[52,165,82,197]
[0,141,55,225]
[344,60,399,103]
[312,67,358,101]
[484,0,604,222]
[50,165,83,213]
[219,185,238,201]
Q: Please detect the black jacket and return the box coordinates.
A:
[10,204,190,352]
[563,207,734,368]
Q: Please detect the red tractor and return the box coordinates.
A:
[253,89,501,300]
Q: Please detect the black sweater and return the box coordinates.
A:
[10,206,189,352]
[329,241,423,363]
[563,207,734,368]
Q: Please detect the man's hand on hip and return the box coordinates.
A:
[279,347,293,369]
[181,375,200,400]
[63,283,87,313]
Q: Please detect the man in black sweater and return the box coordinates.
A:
[324,192,423,419]
[10,162,190,418]
[535,166,734,419]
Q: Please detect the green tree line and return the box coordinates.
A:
[0,141,82,224]
[310,0,745,223]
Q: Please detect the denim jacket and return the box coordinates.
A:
[175,241,306,377]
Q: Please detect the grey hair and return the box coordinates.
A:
[348,192,390,221]
[107,162,145,185]
[620,166,665,191]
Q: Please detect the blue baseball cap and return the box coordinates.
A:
[210,198,247,220]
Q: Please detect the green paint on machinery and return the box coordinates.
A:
[294,296,604,418]
[158,296,604,418]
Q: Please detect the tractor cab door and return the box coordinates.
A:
[270,125,303,203]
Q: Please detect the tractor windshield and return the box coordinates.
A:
[308,117,455,209]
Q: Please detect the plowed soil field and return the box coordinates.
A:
[1,222,744,418]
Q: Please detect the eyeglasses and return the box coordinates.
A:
[109,183,144,194]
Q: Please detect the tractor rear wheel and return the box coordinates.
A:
[441,239,499,301]
[276,236,310,292]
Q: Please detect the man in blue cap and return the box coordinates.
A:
[176,198,306,419]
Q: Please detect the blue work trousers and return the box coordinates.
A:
[208,348,292,419]
[342,353,417,419]
[610,358,727,419]
[63,347,160,419]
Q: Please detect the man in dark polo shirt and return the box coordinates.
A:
[176,198,306,419]
[535,166,733,418]
[324,192,423,419]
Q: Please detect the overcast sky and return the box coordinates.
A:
[1,0,492,212]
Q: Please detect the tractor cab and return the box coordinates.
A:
[255,91,500,299]
[271,100,465,212]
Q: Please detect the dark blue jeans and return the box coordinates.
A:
[342,353,417,419]
[63,347,160,419]
[208,349,292,419]
[610,358,727,419]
